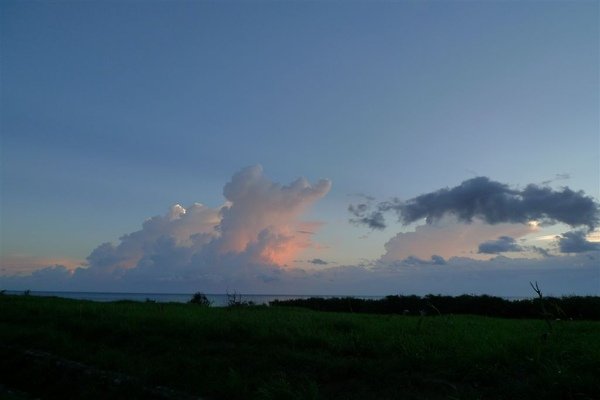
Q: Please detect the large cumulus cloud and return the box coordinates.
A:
[83,202,221,274]
[217,165,331,264]
[1,166,331,291]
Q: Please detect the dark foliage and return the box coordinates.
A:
[188,292,211,307]
[270,294,600,320]
[226,291,254,308]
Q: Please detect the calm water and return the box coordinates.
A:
[3,290,384,307]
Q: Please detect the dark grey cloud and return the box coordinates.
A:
[348,204,386,230]
[478,236,523,254]
[397,255,446,266]
[558,230,600,253]
[350,177,599,231]
[308,258,328,265]
[531,246,553,258]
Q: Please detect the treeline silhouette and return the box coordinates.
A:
[270,294,600,320]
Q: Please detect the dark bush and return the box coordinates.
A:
[270,294,600,320]
[189,292,211,307]
[226,291,254,308]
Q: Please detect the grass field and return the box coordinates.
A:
[1,294,599,399]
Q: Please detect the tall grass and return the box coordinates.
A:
[1,294,599,399]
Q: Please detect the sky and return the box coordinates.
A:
[1,1,598,296]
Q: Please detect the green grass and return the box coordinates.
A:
[1,295,599,399]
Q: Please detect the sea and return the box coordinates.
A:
[2,290,384,307]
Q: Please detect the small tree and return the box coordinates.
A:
[189,292,211,307]
[226,290,254,307]
[530,281,553,332]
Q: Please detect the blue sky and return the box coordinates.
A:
[1,1,598,295]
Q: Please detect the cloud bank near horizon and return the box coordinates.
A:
[2,250,598,297]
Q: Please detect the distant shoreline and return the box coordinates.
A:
[1,289,533,306]
[4,291,600,321]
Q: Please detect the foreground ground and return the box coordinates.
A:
[1,295,599,399]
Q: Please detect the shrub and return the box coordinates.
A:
[189,292,211,307]
[226,291,254,307]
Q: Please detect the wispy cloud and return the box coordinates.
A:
[541,173,571,186]
[307,258,329,265]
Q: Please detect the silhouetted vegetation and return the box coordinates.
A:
[225,291,254,307]
[270,294,600,320]
[188,292,211,307]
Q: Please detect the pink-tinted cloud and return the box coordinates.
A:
[0,254,84,276]
[216,165,331,265]
[380,216,536,262]
[72,165,331,281]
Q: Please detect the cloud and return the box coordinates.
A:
[394,255,446,266]
[3,170,599,297]
[531,246,553,258]
[350,177,599,231]
[308,258,329,265]
[84,202,221,273]
[0,255,84,275]
[217,165,331,265]
[2,250,598,297]
[380,216,535,262]
[558,230,600,253]
[348,205,386,230]
[82,165,331,275]
[0,166,331,292]
[478,236,523,254]
[542,173,570,185]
